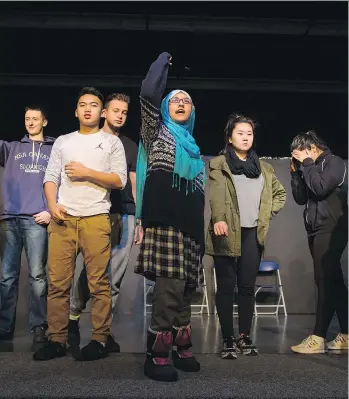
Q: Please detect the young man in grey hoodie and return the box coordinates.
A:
[0,106,55,344]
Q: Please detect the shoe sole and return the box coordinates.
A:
[291,348,326,354]
[73,351,109,361]
[327,346,348,351]
[144,370,178,382]
[221,352,238,360]
[33,352,66,361]
[237,348,258,356]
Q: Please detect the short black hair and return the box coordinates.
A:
[224,113,256,144]
[291,130,329,152]
[104,93,131,109]
[77,86,104,104]
[24,105,47,120]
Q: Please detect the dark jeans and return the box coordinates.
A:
[310,226,348,338]
[151,277,195,331]
[214,227,261,338]
[0,218,48,333]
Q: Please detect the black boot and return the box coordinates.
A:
[172,325,200,372]
[67,319,80,348]
[32,325,48,344]
[144,329,178,382]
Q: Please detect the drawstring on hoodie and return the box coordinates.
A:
[31,141,42,170]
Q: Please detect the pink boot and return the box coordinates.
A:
[144,329,178,382]
[172,325,200,372]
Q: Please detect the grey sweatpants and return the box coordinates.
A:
[70,213,135,315]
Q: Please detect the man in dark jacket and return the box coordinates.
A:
[290,130,347,354]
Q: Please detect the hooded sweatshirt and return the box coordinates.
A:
[0,135,55,219]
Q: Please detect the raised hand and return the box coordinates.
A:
[291,149,311,163]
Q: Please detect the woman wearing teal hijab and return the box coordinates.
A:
[134,52,205,383]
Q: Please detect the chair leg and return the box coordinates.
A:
[197,269,204,315]
[143,279,147,316]
[203,280,210,317]
[254,287,263,317]
[277,270,287,316]
[213,268,218,315]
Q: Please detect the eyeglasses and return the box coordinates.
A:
[169,97,192,105]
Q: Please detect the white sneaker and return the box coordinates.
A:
[327,333,349,350]
[291,335,326,354]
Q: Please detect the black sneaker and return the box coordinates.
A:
[221,337,238,360]
[106,334,120,353]
[32,325,48,344]
[237,335,258,356]
[33,340,66,361]
[73,340,108,361]
[67,319,80,348]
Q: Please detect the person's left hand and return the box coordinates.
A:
[291,149,312,163]
[33,211,51,225]
[134,225,144,245]
[65,161,89,180]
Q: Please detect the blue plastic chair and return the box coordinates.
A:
[254,261,287,316]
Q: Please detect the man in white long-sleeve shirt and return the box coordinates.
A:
[33,87,127,362]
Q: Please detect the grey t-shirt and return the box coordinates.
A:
[232,173,264,227]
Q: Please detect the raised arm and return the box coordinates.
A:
[291,171,308,205]
[139,52,171,150]
[301,155,346,198]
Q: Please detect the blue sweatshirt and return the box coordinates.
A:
[0,135,55,219]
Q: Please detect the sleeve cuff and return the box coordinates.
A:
[302,158,314,167]
[212,215,226,224]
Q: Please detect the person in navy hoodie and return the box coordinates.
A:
[0,106,55,344]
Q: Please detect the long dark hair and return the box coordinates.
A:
[220,113,257,154]
[290,130,329,152]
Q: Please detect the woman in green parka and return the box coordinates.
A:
[206,113,286,359]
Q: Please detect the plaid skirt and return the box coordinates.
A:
[135,226,203,288]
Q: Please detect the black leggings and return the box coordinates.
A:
[214,227,261,338]
[310,226,348,338]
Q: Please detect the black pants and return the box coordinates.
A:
[310,226,348,338]
[214,227,261,338]
[150,277,195,331]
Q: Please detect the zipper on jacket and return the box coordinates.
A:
[305,201,309,225]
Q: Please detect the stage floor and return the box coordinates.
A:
[0,314,347,398]
[0,312,346,355]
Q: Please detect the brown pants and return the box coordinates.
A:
[47,214,112,344]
